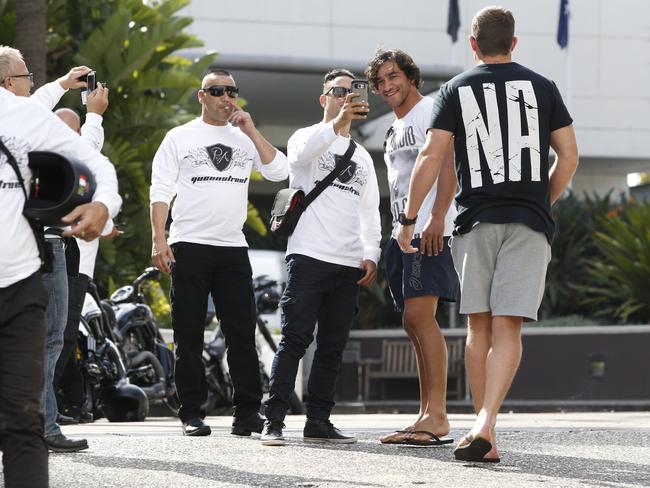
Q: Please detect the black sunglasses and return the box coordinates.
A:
[325,86,352,98]
[202,85,239,98]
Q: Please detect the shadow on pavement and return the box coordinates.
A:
[66,454,384,488]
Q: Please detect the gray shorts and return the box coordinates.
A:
[450,222,551,321]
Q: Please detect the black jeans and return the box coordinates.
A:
[265,254,361,422]
[170,242,262,422]
[0,272,49,488]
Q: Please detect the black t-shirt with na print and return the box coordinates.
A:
[430,62,573,242]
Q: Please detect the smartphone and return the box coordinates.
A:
[80,71,96,105]
[351,79,369,115]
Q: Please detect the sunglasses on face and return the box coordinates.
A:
[202,85,239,98]
[325,86,352,98]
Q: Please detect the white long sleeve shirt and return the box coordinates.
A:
[31,80,109,276]
[31,79,67,110]
[31,80,105,152]
[150,118,288,247]
[286,121,381,267]
[0,88,122,287]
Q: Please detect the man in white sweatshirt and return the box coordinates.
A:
[0,61,121,488]
[150,68,288,437]
[261,69,381,446]
[0,45,118,453]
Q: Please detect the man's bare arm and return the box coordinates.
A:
[549,124,579,204]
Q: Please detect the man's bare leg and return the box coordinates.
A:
[465,312,492,412]
[380,296,450,443]
[459,314,523,460]
[403,296,450,440]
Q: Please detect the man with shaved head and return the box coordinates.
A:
[150,68,288,437]
[53,87,110,428]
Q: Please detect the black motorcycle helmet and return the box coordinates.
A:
[256,286,281,314]
[104,383,149,422]
[23,151,96,226]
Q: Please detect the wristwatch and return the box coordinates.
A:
[398,212,417,226]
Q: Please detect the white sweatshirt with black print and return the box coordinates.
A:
[286,121,381,268]
[0,88,122,287]
[150,118,288,248]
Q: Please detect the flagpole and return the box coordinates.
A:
[565,12,572,112]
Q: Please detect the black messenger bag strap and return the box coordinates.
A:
[302,139,357,208]
[0,137,29,200]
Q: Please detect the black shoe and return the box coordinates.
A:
[261,420,285,446]
[45,433,89,453]
[231,412,265,436]
[181,417,211,437]
[56,413,79,426]
[303,419,357,444]
[78,409,94,424]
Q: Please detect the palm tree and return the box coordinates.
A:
[14,0,46,88]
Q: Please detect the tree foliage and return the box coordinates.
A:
[582,201,650,323]
[3,0,269,296]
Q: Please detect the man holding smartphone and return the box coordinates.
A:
[365,49,458,447]
[261,69,381,446]
[150,68,288,437]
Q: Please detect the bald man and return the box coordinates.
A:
[53,96,113,427]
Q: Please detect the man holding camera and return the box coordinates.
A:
[364,49,458,447]
[0,46,116,452]
[150,68,288,437]
[261,69,381,446]
[0,46,121,487]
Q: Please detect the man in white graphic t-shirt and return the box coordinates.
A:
[261,69,381,446]
[150,68,288,438]
[365,49,458,448]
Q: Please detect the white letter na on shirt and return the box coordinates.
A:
[459,81,540,188]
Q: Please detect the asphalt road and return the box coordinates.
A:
[3,412,649,487]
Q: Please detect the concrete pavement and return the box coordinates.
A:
[7,412,650,487]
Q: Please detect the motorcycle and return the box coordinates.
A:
[107,267,180,415]
[75,281,149,421]
[202,275,304,415]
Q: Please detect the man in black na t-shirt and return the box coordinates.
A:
[396,6,579,463]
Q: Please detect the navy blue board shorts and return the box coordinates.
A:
[384,237,459,312]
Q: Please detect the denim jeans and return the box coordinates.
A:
[265,254,361,422]
[41,238,68,437]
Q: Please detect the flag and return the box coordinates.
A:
[447,0,461,43]
[557,0,569,49]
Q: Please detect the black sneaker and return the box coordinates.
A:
[303,419,357,444]
[181,417,211,437]
[261,420,285,446]
[231,412,265,436]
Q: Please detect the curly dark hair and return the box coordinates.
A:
[364,49,422,93]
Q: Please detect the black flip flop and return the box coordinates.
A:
[403,430,454,447]
[453,434,492,461]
